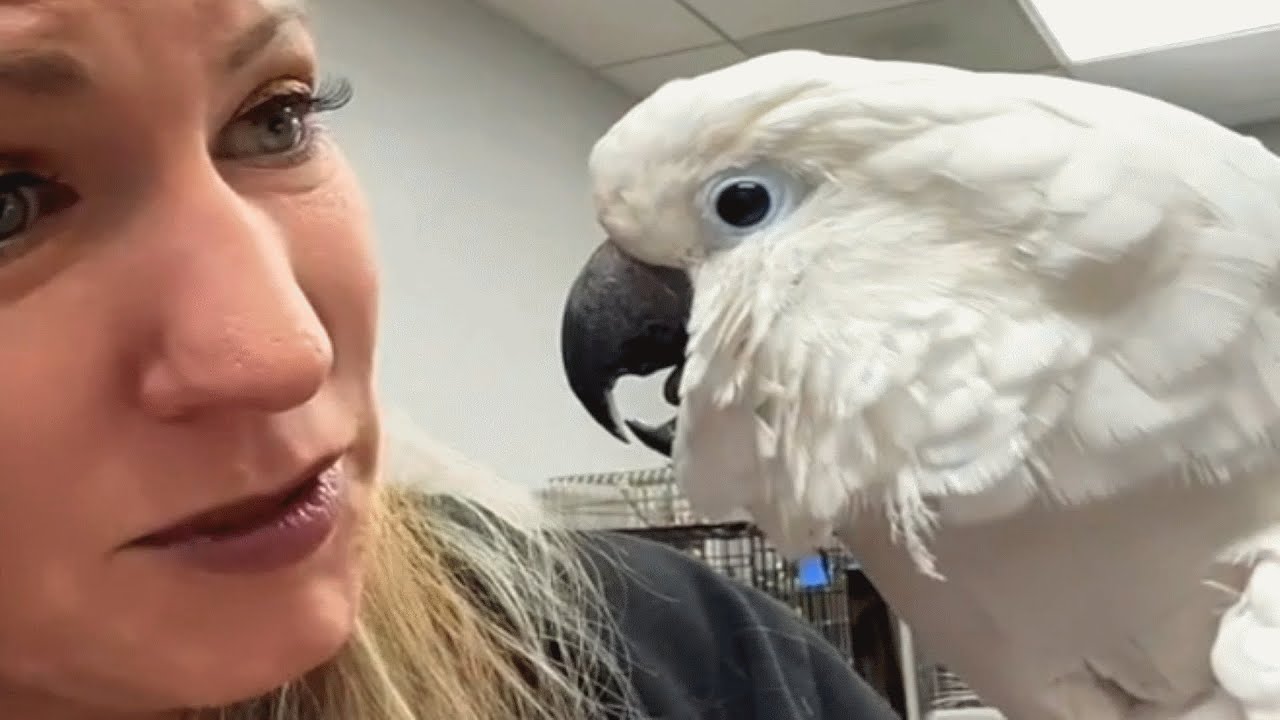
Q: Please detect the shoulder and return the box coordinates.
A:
[573,530,899,720]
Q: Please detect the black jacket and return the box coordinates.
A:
[581,531,901,720]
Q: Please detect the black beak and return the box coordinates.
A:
[560,240,691,457]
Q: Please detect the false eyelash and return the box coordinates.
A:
[310,74,354,114]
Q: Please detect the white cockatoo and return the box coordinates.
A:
[558,50,1280,720]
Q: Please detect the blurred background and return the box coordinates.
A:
[305,3,1280,717]
[306,0,1277,485]
[306,0,1280,485]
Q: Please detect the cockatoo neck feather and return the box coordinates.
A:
[675,193,1061,576]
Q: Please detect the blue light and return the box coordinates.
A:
[797,555,830,588]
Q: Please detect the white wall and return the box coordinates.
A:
[307,0,1280,485]
[1241,118,1280,152]
[308,0,672,483]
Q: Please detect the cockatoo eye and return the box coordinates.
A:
[700,164,799,247]
[714,180,772,228]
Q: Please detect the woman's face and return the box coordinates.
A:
[0,0,380,715]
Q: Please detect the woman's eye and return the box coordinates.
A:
[215,94,313,161]
[215,77,354,164]
[0,185,40,241]
[0,172,77,252]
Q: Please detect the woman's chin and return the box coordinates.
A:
[170,577,363,708]
[130,507,369,710]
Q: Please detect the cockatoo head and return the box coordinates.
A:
[560,50,1059,555]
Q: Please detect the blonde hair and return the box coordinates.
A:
[205,414,632,720]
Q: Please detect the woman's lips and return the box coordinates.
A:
[131,455,349,574]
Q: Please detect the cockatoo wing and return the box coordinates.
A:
[893,71,1280,503]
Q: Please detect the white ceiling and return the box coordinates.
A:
[472,0,1280,126]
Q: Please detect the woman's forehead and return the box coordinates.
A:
[0,0,312,108]
[0,0,305,55]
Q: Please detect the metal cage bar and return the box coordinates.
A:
[540,467,1004,719]
[539,468,913,716]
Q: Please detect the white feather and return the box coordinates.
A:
[590,50,1280,719]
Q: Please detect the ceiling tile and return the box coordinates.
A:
[682,0,922,39]
[739,0,1058,73]
[600,44,749,98]
[475,0,721,67]
[1070,27,1280,126]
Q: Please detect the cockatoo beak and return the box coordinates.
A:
[560,240,690,457]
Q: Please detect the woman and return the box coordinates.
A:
[0,1,902,719]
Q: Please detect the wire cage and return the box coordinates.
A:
[539,466,910,717]
[616,521,911,715]
[614,522,855,650]
[926,661,993,707]
[539,465,702,530]
[539,465,1008,719]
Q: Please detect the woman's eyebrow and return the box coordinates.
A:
[0,49,89,96]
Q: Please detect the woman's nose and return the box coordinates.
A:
[138,175,334,420]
